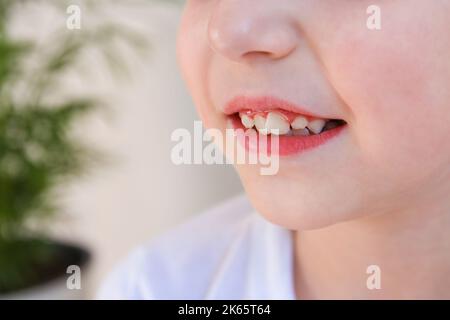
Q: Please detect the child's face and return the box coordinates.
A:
[177,1,450,229]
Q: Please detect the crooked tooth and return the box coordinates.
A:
[265,112,290,135]
[291,116,308,130]
[307,119,326,134]
[240,114,254,129]
[254,115,268,135]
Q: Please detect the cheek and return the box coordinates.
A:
[177,12,217,128]
[329,26,450,184]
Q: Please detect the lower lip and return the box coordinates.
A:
[229,115,346,156]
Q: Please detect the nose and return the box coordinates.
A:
[207,0,299,63]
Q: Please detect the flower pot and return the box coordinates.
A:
[0,240,90,300]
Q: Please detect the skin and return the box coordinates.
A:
[177,0,450,299]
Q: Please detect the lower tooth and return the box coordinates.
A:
[292,128,310,136]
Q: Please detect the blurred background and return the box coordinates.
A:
[0,0,242,299]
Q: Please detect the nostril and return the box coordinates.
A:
[242,47,297,61]
[242,51,279,60]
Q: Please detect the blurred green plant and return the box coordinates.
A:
[0,0,150,293]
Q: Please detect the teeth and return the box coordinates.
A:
[254,115,268,135]
[264,112,290,135]
[307,119,326,134]
[291,116,308,130]
[292,128,310,136]
[239,111,335,136]
[240,114,254,129]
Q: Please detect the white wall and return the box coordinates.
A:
[10,0,243,298]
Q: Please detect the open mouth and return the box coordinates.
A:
[235,109,346,136]
[225,96,347,156]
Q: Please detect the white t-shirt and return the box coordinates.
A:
[97,194,296,299]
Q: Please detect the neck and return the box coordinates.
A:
[294,193,450,299]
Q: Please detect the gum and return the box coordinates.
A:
[238,109,313,123]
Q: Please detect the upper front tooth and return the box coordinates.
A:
[291,116,308,130]
[265,112,290,135]
[307,119,326,134]
[240,114,254,129]
[254,115,268,135]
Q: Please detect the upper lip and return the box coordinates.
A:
[223,95,328,119]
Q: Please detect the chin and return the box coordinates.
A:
[238,170,366,231]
